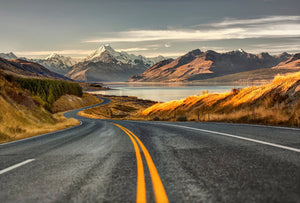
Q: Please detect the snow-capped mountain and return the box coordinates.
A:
[30,54,81,75]
[85,44,166,67]
[66,45,167,82]
[0,52,18,60]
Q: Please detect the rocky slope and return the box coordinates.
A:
[66,45,166,82]
[0,57,71,80]
[129,49,291,82]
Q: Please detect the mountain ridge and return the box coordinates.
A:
[0,57,71,80]
[129,49,291,82]
[66,45,167,82]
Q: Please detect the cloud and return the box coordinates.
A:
[15,49,93,57]
[211,15,300,27]
[115,47,149,52]
[249,43,300,54]
[143,51,187,58]
[164,43,171,48]
[84,16,300,43]
[84,28,245,43]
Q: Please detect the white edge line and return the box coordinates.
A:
[126,120,300,131]
[209,122,300,131]
[0,159,35,175]
[0,121,83,146]
[158,123,300,153]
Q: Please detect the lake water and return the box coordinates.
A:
[90,83,246,102]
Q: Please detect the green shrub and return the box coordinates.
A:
[14,78,82,110]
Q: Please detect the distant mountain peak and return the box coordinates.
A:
[84,45,166,68]
[45,53,65,60]
[238,48,245,53]
[0,52,18,60]
[86,44,117,62]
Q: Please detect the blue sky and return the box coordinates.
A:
[0,0,299,58]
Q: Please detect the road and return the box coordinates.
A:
[0,98,299,202]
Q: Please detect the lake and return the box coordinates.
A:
[89,83,246,102]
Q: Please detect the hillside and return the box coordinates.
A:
[196,53,300,85]
[141,72,300,127]
[0,71,100,143]
[129,49,290,82]
[0,57,70,80]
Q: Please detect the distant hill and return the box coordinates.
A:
[198,53,300,84]
[129,49,291,82]
[0,57,71,80]
[66,45,166,82]
[272,53,300,70]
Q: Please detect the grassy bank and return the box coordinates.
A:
[0,72,101,143]
[141,72,300,127]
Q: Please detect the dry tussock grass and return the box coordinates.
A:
[142,72,300,127]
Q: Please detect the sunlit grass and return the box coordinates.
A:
[142,72,300,127]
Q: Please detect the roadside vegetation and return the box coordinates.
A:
[141,72,300,127]
[78,95,156,119]
[0,71,100,143]
[12,77,82,111]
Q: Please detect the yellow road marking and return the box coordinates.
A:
[114,123,169,203]
[113,123,146,203]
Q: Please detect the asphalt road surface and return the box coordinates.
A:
[0,98,299,202]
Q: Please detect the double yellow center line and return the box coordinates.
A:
[113,123,169,203]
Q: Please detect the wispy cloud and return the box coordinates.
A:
[249,43,300,54]
[143,51,188,58]
[115,47,149,52]
[211,15,300,27]
[84,16,300,43]
[15,49,93,58]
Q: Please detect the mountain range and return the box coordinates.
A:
[1,47,299,83]
[66,45,166,82]
[0,57,70,80]
[29,54,80,75]
[129,49,292,82]
[0,45,166,82]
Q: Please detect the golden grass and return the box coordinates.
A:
[0,72,99,143]
[0,94,80,143]
[141,72,300,127]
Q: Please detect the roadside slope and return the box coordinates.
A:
[141,72,300,127]
[0,71,101,143]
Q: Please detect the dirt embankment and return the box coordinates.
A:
[52,93,100,113]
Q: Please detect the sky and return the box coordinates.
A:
[0,0,299,59]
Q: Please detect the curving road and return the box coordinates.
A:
[0,98,299,202]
